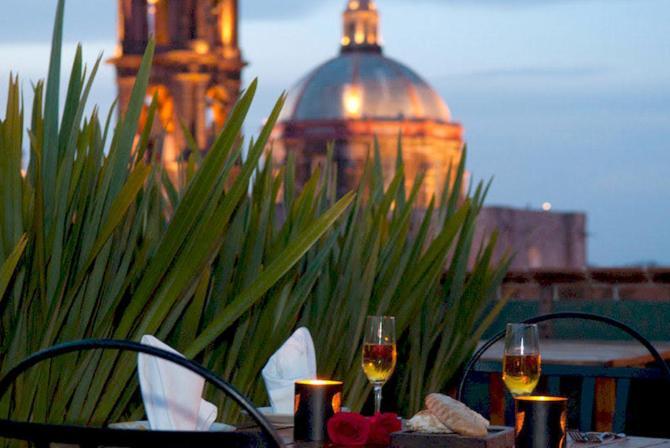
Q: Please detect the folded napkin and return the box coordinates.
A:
[262,327,317,414]
[137,335,217,431]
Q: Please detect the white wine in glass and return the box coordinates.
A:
[362,316,397,414]
[502,323,541,396]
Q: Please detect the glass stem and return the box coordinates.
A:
[373,384,383,414]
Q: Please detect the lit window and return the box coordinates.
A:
[349,0,359,10]
[355,26,365,44]
[528,247,542,268]
[341,36,351,46]
[193,39,210,54]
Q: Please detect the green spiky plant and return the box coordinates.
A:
[293,145,511,416]
[0,0,510,434]
[170,142,511,422]
[0,0,353,429]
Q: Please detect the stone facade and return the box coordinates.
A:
[110,1,590,271]
[272,120,463,204]
[475,206,587,270]
[110,0,243,186]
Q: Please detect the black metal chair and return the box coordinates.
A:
[457,312,670,433]
[0,339,284,448]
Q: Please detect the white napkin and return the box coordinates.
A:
[262,327,317,414]
[137,335,218,431]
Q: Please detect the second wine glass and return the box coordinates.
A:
[362,316,397,414]
[502,323,541,396]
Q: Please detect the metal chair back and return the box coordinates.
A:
[457,312,670,432]
[0,339,284,448]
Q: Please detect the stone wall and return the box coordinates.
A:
[475,206,587,270]
[490,268,670,341]
[501,268,670,302]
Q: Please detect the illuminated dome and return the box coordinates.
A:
[279,53,452,123]
[271,0,464,207]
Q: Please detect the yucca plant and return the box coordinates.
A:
[174,143,511,422]
[0,0,353,429]
[0,0,510,433]
[292,146,511,416]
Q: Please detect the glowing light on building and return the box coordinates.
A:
[542,202,552,211]
[355,25,365,44]
[343,84,363,118]
[219,0,234,48]
[193,39,210,54]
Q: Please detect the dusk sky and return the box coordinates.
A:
[0,0,668,266]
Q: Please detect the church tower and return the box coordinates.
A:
[110,0,244,185]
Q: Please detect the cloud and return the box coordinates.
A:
[240,0,633,20]
[0,0,115,43]
[240,0,327,20]
[440,65,609,80]
[0,0,635,42]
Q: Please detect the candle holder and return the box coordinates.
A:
[294,379,343,442]
[514,396,568,448]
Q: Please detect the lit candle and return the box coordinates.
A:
[294,379,343,442]
[514,396,567,448]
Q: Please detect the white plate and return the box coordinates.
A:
[109,421,236,432]
[255,406,351,427]
[257,407,293,426]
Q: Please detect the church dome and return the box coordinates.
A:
[278,0,452,125]
[279,52,452,124]
[271,0,464,208]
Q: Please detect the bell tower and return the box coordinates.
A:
[110,0,244,185]
[340,0,381,53]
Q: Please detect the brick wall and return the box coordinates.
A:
[501,268,670,302]
[487,268,670,341]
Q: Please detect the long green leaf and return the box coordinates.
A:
[0,234,27,300]
[185,191,355,357]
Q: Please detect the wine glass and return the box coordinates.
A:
[362,316,397,414]
[502,323,541,396]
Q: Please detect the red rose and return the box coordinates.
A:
[368,413,402,445]
[327,412,371,446]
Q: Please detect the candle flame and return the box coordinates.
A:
[295,379,343,386]
[516,396,567,402]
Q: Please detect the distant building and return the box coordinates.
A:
[270,0,586,268]
[270,0,464,205]
[110,0,243,185]
[110,0,587,269]
[475,206,587,270]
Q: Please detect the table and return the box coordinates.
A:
[567,439,670,448]
[477,340,670,367]
[277,427,670,447]
[475,340,670,431]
